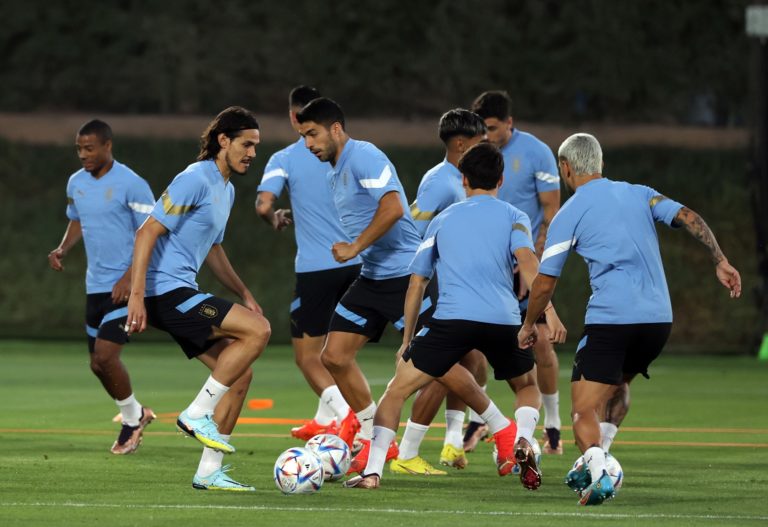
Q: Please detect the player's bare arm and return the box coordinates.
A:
[111,267,132,304]
[515,247,566,345]
[255,191,292,231]
[535,190,560,257]
[332,191,403,263]
[397,274,430,362]
[672,206,742,298]
[48,220,83,271]
[205,244,262,314]
[127,216,168,334]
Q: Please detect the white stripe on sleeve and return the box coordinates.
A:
[128,202,154,214]
[535,171,560,184]
[261,168,288,183]
[359,165,393,189]
[540,238,574,263]
[416,236,435,254]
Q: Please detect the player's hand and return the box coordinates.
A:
[125,293,147,335]
[272,209,292,231]
[716,259,742,299]
[332,242,360,263]
[518,323,538,349]
[544,306,567,344]
[48,248,65,271]
[111,274,132,304]
[242,291,264,315]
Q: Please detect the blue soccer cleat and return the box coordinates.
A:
[578,470,615,506]
[193,465,255,491]
[565,457,592,492]
[177,410,235,454]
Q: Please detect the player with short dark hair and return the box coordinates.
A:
[518,133,741,505]
[126,106,271,491]
[472,90,564,455]
[256,87,359,440]
[391,109,491,475]
[345,142,566,490]
[296,97,438,472]
[48,119,156,455]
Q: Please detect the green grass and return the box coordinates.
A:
[1,340,767,526]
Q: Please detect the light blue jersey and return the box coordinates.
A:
[329,139,421,280]
[410,159,465,237]
[258,138,361,273]
[146,160,234,296]
[539,178,684,324]
[497,129,559,241]
[66,161,154,294]
[410,195,535,325]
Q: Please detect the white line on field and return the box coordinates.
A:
[2,502,766,522]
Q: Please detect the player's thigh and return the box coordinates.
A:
[571,378,616,413]
[323,330,370,364]
[387,356,435,400]
[213,303,271,342]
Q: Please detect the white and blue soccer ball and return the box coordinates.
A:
[306,433,351,482]
[274,447,324,494]
[571,452,624,492]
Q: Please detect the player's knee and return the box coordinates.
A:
[320,347,350,371]
[535,348,557,369]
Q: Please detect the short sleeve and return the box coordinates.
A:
[258,153,288,198]
[411,176,454,237]
[409,217,440,278]
[126,177,155,229]
[509,212,535,254]
[213,187,236,245]
[636,185,684,227]
[65,177,79,221]
[151,172,204,233]
[538,206,576,277]
[353,155,401,202]
[533,143,560,194]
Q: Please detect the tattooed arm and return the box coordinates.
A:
[672,207,742,298]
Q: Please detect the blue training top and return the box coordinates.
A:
[410,194,535,325]
[146,160,234,296]
[410,159,465,237]
[329,139,421,280]
[66,160,154,294]
[497,129,560,242]
[539,178,684,324]
[258,138,361,273]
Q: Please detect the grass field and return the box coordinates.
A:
[1,340,766,526]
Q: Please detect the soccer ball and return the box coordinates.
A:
[492,437,542,473]
[571,452,623,492]
[305,433,351,481]
[273,447,324,494]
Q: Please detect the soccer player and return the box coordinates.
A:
[48,119,156,455]
[518,133,741,505]
[126,107,272,491]
[472,90,564,454]
[256,86,359,439]
[295,97,436,471]
[345,142,566,490]
[392,109,489,475]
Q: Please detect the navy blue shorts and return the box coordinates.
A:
[572,323,672,385]
[85,293,129,352]
[145,287,234,359]
[290,265,361,338]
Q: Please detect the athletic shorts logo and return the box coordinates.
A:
[199,304,218,319]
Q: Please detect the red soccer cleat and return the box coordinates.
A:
[290,419,338,441]
[336,410,360,448]
[492,420,518,476]
[347,438,399,475]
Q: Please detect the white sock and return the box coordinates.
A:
[196,433,230,477]
[584,445,607,478]
[600,422,619,452]
[365,426,396,477]
[186,375,229,419]
[480,401,510,435]
[514,406,540,444]
[320,385,350,422]
[541,392,561,430]
[444,410,465,449]
[467,384,487,423]
[313,397,336,425]
[398,419,429,460]
[115,394,142,427]
[357,402,376,440]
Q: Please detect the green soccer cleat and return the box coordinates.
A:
[192,465,255,491]
[177,410,235,454]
